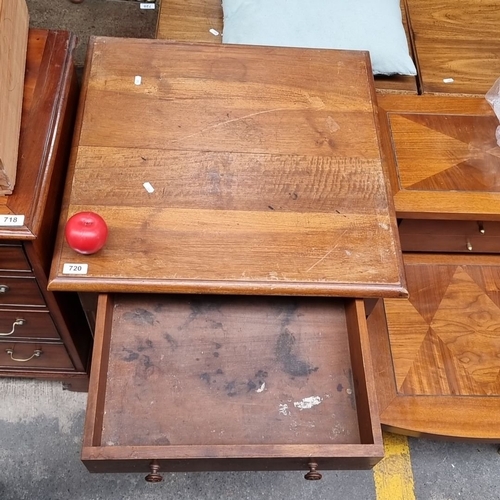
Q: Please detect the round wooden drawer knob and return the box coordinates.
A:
[145,461,163,483]
[304,462,322,480]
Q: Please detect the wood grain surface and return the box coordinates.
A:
[369,253,500,439]
[156,0,418,94]
[406,0,500,94]
[49,38,406,298]
[377,94,500,219]
[0,0,29,194]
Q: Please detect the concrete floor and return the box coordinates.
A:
[3,1,500,499]
[1,378,500,500]
[25,0,157,67]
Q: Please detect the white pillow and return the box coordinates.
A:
[222,0,417,76]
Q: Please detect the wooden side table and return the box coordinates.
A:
[49,38,406,479]
[371,94,500,439]
[0,30,92,391]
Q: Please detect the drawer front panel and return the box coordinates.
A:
[399,220,500,253]
[0,310,60,340]
[0,342,74,370]
[0,277,45,307]
[0,245,31,272]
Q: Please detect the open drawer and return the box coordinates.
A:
[83,294,382,481]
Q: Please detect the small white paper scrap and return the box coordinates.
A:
[143,182,155,193]
[293,396,322,410]
[443,78,454,83]
[0,214,25,227]
[209,28,220,36]
[134,75,142,85]
[140,2,155,9]
[62,263,89,275]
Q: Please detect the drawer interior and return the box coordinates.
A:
[83,293,382,473]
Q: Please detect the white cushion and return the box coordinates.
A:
[222,0,417,76]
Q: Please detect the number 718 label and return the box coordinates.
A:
[1,215,25,227]
[62,263,89,275]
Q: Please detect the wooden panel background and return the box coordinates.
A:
[406,0,500,94]
[156,0,418,94]
[0,0,29,194]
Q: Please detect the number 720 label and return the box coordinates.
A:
[62,263,89,275]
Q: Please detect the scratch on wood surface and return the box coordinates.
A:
[305,230,348,273]
[170,108,289,142]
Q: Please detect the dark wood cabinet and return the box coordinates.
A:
[0,30,92,391]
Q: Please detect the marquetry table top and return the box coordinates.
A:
[378,94,500,220]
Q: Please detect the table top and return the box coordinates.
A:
[49,37,406,298]
[378,94,500,220]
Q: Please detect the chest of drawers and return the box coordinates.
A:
[0,30,92,391]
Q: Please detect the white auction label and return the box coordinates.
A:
[140,2,155,9]
[0,214,25,227]
[62,263,89,275]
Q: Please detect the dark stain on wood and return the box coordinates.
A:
[225,380,237,397]
[247,379,257,392]
[153,436,171,445]
[123,308,155,326]
[164,333,179,350]
[142,355,154,371]
[275,328,318,377]
[122,347,139,362]
[137,339,153,352]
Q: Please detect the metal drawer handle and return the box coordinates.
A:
[5,347,42,362]
[0,285,10,293]
[0,319,25,336]
[466,239,473,251]
[478,221,485,234]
